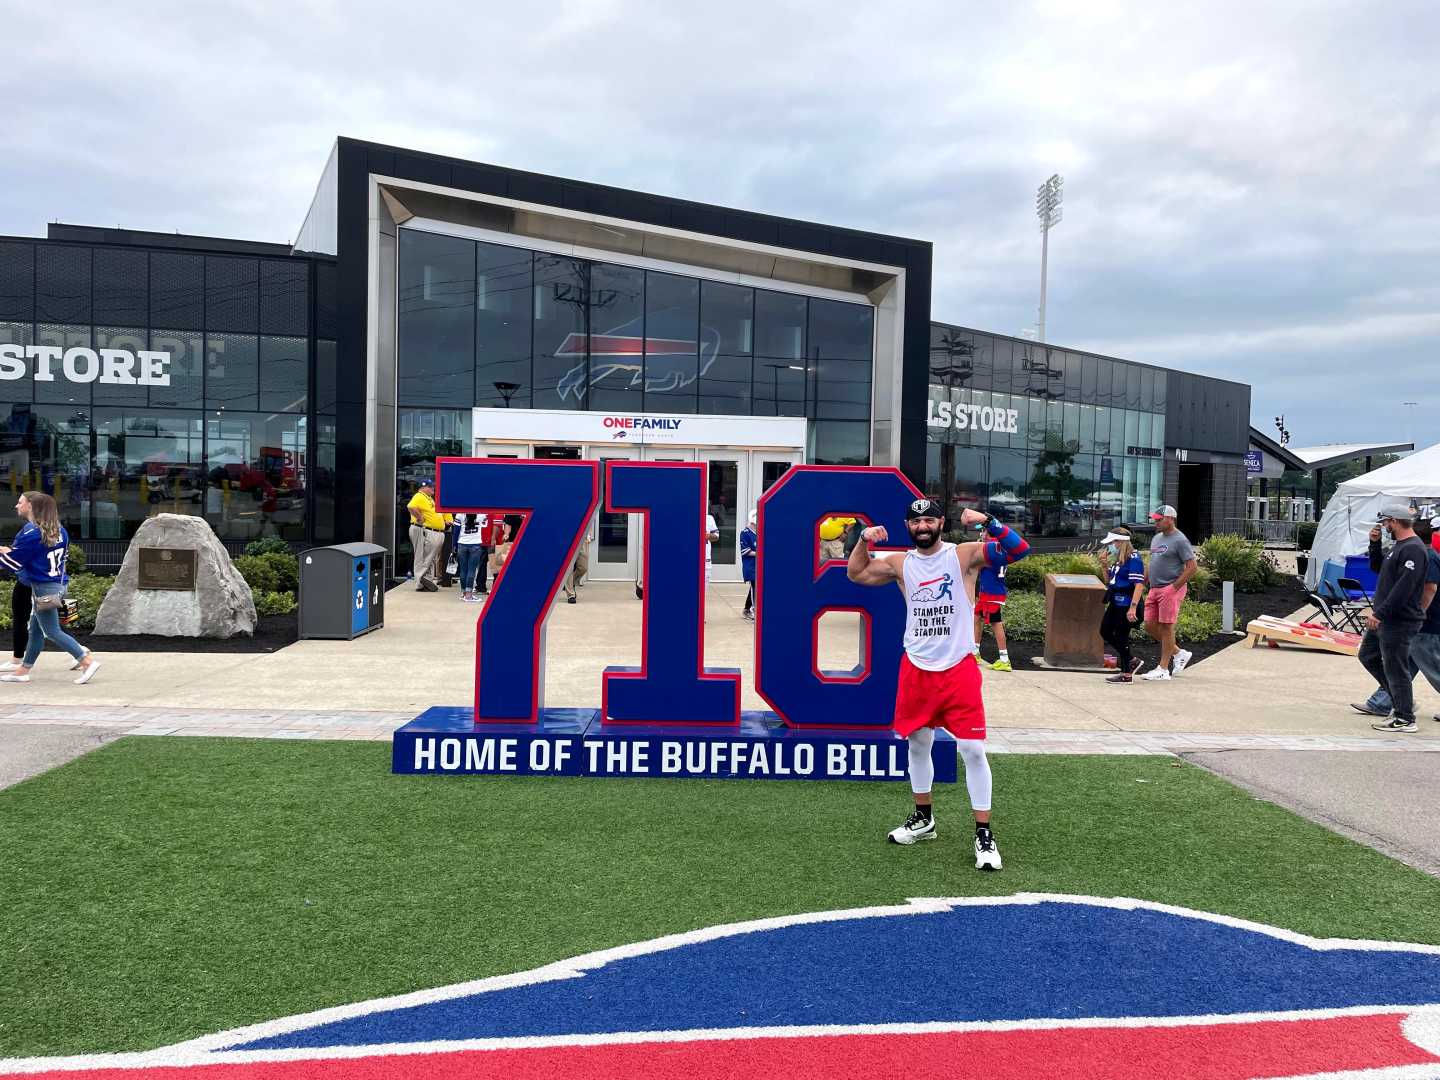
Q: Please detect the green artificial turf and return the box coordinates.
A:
[2,737,1439,1057]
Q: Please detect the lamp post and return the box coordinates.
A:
[1402,401,1418,449]
[493,381,520,408]
[1035,174,1063,344]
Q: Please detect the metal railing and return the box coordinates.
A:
[1219,518,1301,548]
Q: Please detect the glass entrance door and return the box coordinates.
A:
[697,450,742,582]
[589,443,640,581]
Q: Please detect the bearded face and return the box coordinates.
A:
[907,515,943,549]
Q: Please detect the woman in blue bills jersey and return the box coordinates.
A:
[0,491,99,685]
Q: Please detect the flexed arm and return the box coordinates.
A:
[847,526,902,586]
[960,510,1031,572]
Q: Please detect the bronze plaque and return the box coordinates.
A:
[137,547,198,591]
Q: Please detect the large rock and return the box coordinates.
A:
[94,515,257,638]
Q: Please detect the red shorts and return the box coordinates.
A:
[976,594,1006,622]
[894,653,986,741]
[1143,583,1188,624]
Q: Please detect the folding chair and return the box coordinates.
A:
[1300,589,1345,631]
[1319,579,1367,634]
[1338,576,1374,607]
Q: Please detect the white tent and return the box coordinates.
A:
[1305,443,1440,587]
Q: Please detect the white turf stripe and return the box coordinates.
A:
[4,893,1440,1074]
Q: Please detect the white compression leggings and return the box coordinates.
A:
[906,729,992,812]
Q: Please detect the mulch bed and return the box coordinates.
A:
[72,615,300,655]
[990,577,1312,673]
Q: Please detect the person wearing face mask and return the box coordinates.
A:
[1098,528,1147,683]
[740,509,758,621]
[1361,505,1431,733]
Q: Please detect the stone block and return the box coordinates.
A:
[1043,572,1107,667]
[94,515,257,638]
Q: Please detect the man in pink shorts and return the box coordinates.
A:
[1141,504,1198,682]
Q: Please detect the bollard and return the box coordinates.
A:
[1222,580,1235,633]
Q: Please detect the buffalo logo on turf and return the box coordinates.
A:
[5,895,1440,1079]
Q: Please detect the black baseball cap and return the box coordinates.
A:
[906,498,945,521]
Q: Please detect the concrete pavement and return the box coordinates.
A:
[0,722,119,791]
[0,579,1433,746]
[1187,750,1440,877]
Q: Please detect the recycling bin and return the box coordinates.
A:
[298,542,387,639]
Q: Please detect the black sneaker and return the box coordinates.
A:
[1371,715,1418,733]
[1106,672,1134,683]
[887,808,936,845]
[1350,702,1389,717]
[566,595,577,604]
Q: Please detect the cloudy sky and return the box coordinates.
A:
[2,0,1435,447]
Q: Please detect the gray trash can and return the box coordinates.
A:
[298,542,387,639]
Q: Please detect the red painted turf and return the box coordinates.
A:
[13,1013,1437,1080]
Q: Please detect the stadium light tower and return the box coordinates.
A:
[1035,174,1063,344]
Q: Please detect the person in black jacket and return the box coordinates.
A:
[1361,504,1431,732]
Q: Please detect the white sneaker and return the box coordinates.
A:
[1140,667,1172,681]
[887,808,936,845]
[975,828,1002,871]
[1171,649,1194,677]
[0,659,20,672]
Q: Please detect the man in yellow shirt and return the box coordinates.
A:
[406,478,450,592]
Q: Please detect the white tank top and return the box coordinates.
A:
[901,542,975,671]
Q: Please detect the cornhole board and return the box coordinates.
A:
[1244,615,1361,656]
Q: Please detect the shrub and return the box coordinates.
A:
[1296,520,1318,551]
[254,589,297,616]
[1198,533,1279,593]
[1005,551,1103,593]
[998,592,1046,641]
[257,551,299,594]
[67,544,86,575]
[244,537,292,558]
[1137,599,1223,643]
[63,574,116,633]
[234,554,280,594]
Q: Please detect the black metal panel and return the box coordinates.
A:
[0,241,34,322]
[205,256,259,332]
[333,140,374,542]
[259,259,310,336]
[35,244,91,324]
[149,252,205,328]
[314,260,338,339]
[451,163,510,198]
[92,247,149,325]
[394,152,452,188]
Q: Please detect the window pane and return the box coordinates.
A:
[1152,413,1166,450]
[1093,405,1112,454]
[395,407,471,559]
[148,331,203,410]
[930,326,975,388]
[1062,401,1079,449]
[699,354,751,415]
[93,327,149,407]
[987,448,1029,524]
[531,255,587,411]
[1081,355,1097,402]
[204,411,307,540]
[0,322,33,404]
[259,336,308,413]
[1124,410,1140,454]
[1126,364,1142,408]
[809,298,872,420]
[150,252,204,329]
[473,242,533,409]
[205,256,259,333]
[1079,403,1097,454]
[587,262,644,412]
[36,245,90,324]
[0,405,92,538]
[643,271,699,414]
[706,458,739,564]
[94,409,204,540]
[1153,370,1168,413]
[206,333,259,412]
[700,281,752,414]
[398,230,476,408]
[34,324,92,407]
[810,420,869,465]
[754,290,806,416]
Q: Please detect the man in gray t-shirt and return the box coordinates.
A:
[1140,505,1199,682]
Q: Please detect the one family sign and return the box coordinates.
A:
[391,459,958,782]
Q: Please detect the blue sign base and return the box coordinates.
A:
[392,708,958,783]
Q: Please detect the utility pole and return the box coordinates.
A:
[1402,401,1419,450]
[1035,174,1063,344]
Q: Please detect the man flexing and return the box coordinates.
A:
[847,498,1029,870]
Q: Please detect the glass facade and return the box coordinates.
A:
[926,326,1167,539]
[0,239,331,543]
[396,228,875,442]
